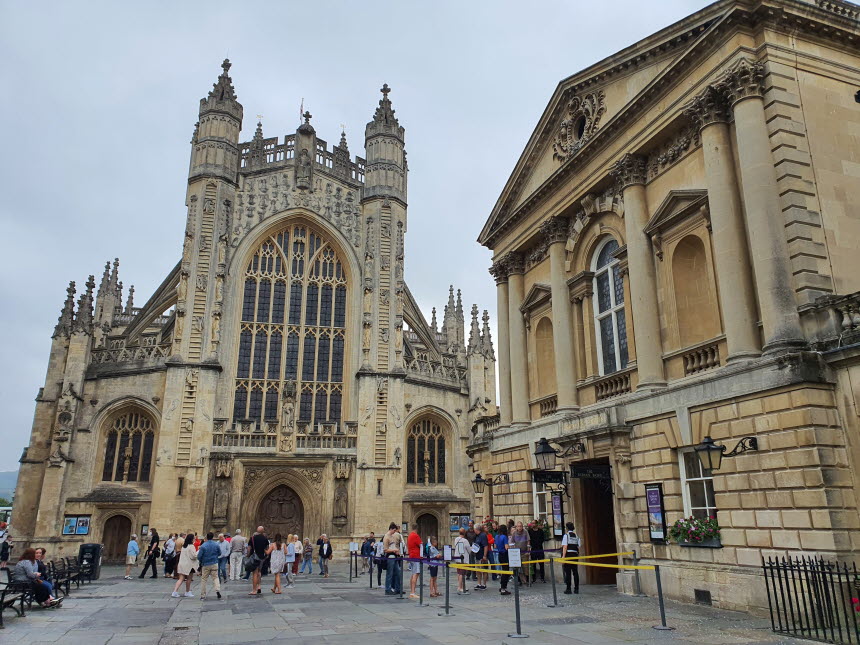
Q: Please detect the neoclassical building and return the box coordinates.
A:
[472,0,860,612]
[14,63,496,561]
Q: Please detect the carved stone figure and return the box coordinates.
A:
[217,235,227,266]
[333,481,348,521]
[296,148,312,188]
[393,446,402,467]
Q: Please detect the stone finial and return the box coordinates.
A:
[110,258,119,289]
[53,281,76,338]
[209,58,237,101]
[190,121,199,144]
[447,285,456,312]
[253,120,264,141]
[456,289,464,321]
[481,309,495,360]
[97,260,111,296]
[430,307,438,332]
[116,280,123,303]
[468,304,481,353]
[125,285,135,313]
[338,129,349,152]
[715,58,765,107]
[539,215,570,245]
[73,275,96,334]
[371,83,399,128]
[611,153,648,189]
[684,86,731,130]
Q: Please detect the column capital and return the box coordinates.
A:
[715,58,765,107]
[489,260,508,285]
[684,86,732,130]
[611,153,648,189]
[539,215,570,246]
[500,251,525,276]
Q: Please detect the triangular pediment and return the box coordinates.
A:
[478,1,733,248]
[519,282,552,314]
[645,189,709,235]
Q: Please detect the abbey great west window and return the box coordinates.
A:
[232,224,347,430]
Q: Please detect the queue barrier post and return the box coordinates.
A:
[652,564,674,631]
[418,560,430,607]
[398,557,406,600]
[632,549,644,597]
[547,557,559,607]
[348,552,353,583]
[369,556,373,589]
[438,561,454,617]
[507,566,529,638]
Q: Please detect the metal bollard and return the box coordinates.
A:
[349,552,353,583]
[369,556,373,589]
[507,567,529,638]
[547,558,560,608]
[438,562,454,616]
[651,565,674,631]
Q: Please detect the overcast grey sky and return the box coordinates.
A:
[0,0,711,471]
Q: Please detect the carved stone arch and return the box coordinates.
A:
[413,509,445,539]
[89,397,161,487]
[97,511,137,562]
[567,211,626,276]
[240,467,324,538]
[403,407,454,487]
[220,209,362,426]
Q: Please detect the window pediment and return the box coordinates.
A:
[645,190,709,260]
[519,283,552,330]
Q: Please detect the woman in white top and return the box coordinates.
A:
[291,535,302,576]
[171,531,198,598]
[453,528,471,595]
[268,533,287,594]
[284,535,296,589]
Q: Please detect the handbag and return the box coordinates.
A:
[243,553,261,572]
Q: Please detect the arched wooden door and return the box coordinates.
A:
[257,485,304,539]
[416,513,439,542]
[103,515,132,562]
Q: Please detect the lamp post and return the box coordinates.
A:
[471,473,510,519]
[694,435,758,471]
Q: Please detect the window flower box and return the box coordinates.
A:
[669,516,721,548]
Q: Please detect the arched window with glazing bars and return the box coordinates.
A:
[406,418,446,485]
[101,410,156,482]
[233,225,347,430]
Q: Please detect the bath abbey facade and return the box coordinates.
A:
[14,63,496,561]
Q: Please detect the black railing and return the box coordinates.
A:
[764,556,860,644]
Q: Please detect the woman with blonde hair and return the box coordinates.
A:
[268,533,287,594]
[171,530,198,598]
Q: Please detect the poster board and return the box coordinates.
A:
[645,483,668,542]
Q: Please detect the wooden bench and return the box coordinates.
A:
[0,568,27,629]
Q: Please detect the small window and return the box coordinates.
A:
[377,479,383,496]
[680,450,717,520]
[177,477,185,496]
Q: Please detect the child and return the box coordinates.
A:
[427,536,441,597]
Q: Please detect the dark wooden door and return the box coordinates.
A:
[103,515,131,562]
[580,465,617,584]
[257,485,304,539]
[416,513,439,542]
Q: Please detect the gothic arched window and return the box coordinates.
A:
[591,237,628,375]
[233,225,347,430]
[101,410,156,483]
[406,418,446,485]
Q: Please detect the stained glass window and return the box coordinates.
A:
[406,419,446,485]
[101,411,155,482]
[592,237,628,375]
[232,224,347,431]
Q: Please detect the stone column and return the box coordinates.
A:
[505,252,529,424]
[491,261,513,427]
[571,295,586,385]
[686,86,760,362]
[612,154,666,389]
[716,59,805,353]
[542,216,579,411]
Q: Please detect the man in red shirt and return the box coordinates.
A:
[407,524,422,599]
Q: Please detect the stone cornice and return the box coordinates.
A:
[567,271,595,302]
[479,0,860,250]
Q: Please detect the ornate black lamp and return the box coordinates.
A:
[471,473,486,494]
[695,435,758,471]
[471,473,510,518]
[534,437,585,471]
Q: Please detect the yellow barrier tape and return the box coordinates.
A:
[520,559,551,565]
[556,559,655,571]
[558,551,634,561]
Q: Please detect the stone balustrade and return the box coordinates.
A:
[682,341,721,376]
[537,394,558,417]
[90,343,171,365]
[405,355,466,386]
[594,371,632,401]
[809,291,860,351]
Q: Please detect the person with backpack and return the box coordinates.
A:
[561,521,581,594]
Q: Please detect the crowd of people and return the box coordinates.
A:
[356,517,582,598]
[123,527,333,599]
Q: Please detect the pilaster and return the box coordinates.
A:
[491,262,513,427]
[504,252,529,424]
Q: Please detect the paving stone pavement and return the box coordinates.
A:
[1,563,811,644]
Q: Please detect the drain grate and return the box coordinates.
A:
[694,589,712,606]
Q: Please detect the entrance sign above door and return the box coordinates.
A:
[531,470,566,485]
[570,464,611,480]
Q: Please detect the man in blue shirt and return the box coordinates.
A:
[495,524,511,595]
[197,532,222,600]
[124,534,139,580]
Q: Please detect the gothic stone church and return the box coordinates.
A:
[15,61,496,561]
